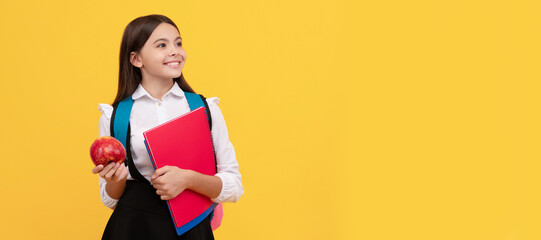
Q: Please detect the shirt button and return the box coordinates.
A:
[158,102,161,107]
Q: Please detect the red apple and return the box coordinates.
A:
[90,136,126,166]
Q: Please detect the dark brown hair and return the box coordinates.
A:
[113,14,195,106]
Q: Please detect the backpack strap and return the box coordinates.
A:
[185,92,212,131]
[111,97,148,182]
[112,97,133,149]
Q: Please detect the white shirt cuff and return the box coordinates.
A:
[99,177,119,209]
[211,173,244,203]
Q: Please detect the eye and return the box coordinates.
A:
[157,43,166,48]
[176,41,182,47]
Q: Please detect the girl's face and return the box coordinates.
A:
[130,23,187,82]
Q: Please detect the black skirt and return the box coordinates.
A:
[102,180,214,240]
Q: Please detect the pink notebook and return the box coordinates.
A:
[143,107,217,235]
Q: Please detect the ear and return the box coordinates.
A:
[130,52,143,68]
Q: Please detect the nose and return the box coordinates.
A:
[170,50,178,56]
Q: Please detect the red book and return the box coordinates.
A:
[143,107,217,236]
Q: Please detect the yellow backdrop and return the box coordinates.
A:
[1,0,540,239]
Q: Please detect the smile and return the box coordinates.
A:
[164,61,181,68]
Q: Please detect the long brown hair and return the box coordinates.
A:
[113,14,195,106]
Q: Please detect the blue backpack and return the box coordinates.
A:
[110,92,222,235]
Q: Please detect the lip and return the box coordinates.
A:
[163,60,182,68]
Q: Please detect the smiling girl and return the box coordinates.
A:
[91,14,243,240]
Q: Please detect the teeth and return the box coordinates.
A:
[166,62,180,66]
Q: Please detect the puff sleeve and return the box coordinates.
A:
[206,97,244,203]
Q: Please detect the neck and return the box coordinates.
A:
[141,78,175,101]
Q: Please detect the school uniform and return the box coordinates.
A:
[97,83,243,239]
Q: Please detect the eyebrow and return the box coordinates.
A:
[153,36,182,44]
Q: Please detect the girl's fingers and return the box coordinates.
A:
[151,166,172,180]
[104,163,120,179]
[160,195,171,201]
[115,164,128,179]
[99,162,116,178]
[92,165,104,174]
[118,164,128,176]
[152,182,163,190]
[104,169,114,179]
[99,164,111,178]
[104,162,116,171]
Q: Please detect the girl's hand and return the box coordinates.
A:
[92,162,129,183]
[151,166,194,200]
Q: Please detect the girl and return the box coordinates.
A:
[92,14,243,240]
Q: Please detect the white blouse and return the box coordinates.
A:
[97,83,243,209]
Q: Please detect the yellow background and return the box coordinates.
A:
[0,0,540,239]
